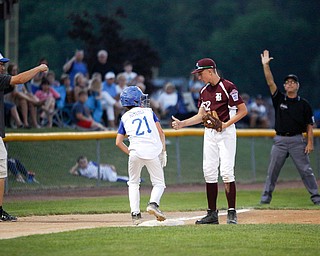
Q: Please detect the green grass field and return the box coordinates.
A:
[2,128,320,255]
[1,189,320,255]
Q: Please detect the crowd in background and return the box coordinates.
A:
[4,48,320,130]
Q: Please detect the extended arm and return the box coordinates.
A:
[261,50,277,95]
[10,64,48,85]
[172,107,206,129]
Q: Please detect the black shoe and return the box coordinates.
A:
[131,212,142,225]
[314,201,320,206]
[1,210,17,222]
[260,200,271,204]
[195,210,219,224]
[227,209,237,224]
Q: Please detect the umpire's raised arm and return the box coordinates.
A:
[261,50,277,95]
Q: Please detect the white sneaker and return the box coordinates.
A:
[146,202,166,221]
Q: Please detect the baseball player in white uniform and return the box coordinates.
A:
[116,86,167,225]
[172,58,247,224]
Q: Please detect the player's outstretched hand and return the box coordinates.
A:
[172,116,181,130]
[261,50,274,65]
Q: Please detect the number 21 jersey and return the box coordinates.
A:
[118,107,162,159]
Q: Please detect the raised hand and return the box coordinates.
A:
[261,50,274,65]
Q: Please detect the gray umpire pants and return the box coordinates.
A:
[261,135,320,204]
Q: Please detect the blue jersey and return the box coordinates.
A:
[118,107,162,159]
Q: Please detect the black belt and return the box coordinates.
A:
[276,132,301,137]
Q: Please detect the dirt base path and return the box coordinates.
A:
[1,209,320,240]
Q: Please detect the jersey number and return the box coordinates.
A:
[132,116,152,135]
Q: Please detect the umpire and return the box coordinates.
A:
[260,50,320,205]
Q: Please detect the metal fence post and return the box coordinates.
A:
[96,139,101,187]
[175,136,181,183]
[251,137,256,182]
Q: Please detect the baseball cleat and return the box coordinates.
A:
[131,212,142,225]
[195,209,219,224]
[146,202,166,221]
[1,210,17,222]
[227,209,237,224]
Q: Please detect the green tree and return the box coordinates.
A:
[68,10,160,81]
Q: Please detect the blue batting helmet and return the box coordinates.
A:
[120,86,144,107]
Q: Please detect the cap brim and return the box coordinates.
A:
[284,76,298,82]
[191,69,203,74]
[0,58,9,63]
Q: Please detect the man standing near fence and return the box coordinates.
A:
[260,49,320,205]
[0,52,48,221]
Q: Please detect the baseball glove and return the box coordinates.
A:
[202,111,222,132]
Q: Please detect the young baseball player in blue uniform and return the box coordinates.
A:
[116,86,167,225]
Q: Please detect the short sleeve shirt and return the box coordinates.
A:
[198,78,244,122]
[71,101,91,123]
[272,89,314,134]
[117,107,162,159]
[0,74,12,138]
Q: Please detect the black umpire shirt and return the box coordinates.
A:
[0,74,13,138]
[272,89,314,135]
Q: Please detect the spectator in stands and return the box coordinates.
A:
[46,70,60,87]
[102,72,118,98]
[100,72,123,129]
[35,78,60,128]
[6,63,40,128]
[73,72,88,102]
[90,49,115,78]
[69,156,129,182]
[8,157,38,183]
[87,77,103,123]
[115,73,128,97]
[71,90,107,131]
[63,49,89,88]
[60,73,74,104]
[157,82,178,120]
[119,60,137,85]
[29,57,49,94]
[134,75,147,93]
[4,102,23,128]
[188,73,204,106]
[248,94,269,128]
[51,74,67,110]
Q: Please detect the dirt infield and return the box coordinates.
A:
[2,181,319,240]
[1,209,320,240]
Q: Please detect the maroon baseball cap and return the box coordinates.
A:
[191,58,216,74]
